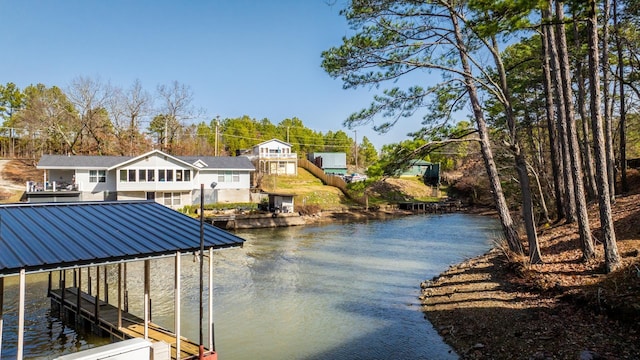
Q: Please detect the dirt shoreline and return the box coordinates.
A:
[420,193,640,359]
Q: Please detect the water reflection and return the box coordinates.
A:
[0,213,499,359]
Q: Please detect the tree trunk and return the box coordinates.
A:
[549,2,576,222]
[602,0,617,202]
[572,18,598,201]
[541,6,565,220]
[488,32,541,263]
[556,1,595,260]
[613,0,629,193]
[450,8,523,255]
[528,163,551,225]
[587,0,621,272]
[517,152,543,264]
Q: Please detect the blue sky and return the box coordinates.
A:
[0,0,427,150]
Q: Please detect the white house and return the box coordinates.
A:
[250,139,297,175]
[32,150,255,208]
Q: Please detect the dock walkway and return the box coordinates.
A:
[49,288,207,360]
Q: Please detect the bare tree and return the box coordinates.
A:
[66,76,114,154]
[156,81,196,153]
[108,79,152,155]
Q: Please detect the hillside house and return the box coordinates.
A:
[251,139,297,175]
[31,150,255,208]
[401,159,433,176]
[400,160,440,186]
[307,152,347,176]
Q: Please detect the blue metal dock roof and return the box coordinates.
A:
[0,201,245,276]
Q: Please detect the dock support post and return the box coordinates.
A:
[209,247,214,352]
[0,277,4,359]
[144,260,150,340]
[17,268,25,360]
[104,266,109,304]
[77,268,82,325]
[95,266,100,325]
[118,264,122,329]
[60,270,66,320]
[175,252,181,358]
[124,263,128,313]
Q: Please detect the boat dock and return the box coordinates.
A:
[0,201,244,359]
[398,200,463,213]
[49,287,208,359]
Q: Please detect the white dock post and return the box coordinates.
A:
[208,247,214,352]
[144,260,150,340]
[17,269,25,360]
[0,277,4,359]
[118,263,122,329]
[175,252,181,357]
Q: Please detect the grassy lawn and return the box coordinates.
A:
[260,169,443,211]
[260,169,353,210]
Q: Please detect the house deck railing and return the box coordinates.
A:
[27,181,79,192]
[259,153,297,160]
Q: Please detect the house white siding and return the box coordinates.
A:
[252,139,298,175]
[74,169,117,193]
[117,154,194,192]
[34,150,255,209]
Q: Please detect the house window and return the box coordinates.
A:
[119,169,127,182]
[163,192,182,206]
[166,169,174,182]
[159,169,166,182]
[147,169,155,182]
[128,169,136,182]
[174,169,191,182]
[139,169,147,182]
[218,171,240,182]
[90,170,106,183]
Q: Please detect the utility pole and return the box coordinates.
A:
[354,130,358,170]
[214,115,219,156]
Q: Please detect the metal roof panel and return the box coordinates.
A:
[0,201,245,276]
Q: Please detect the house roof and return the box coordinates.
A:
[253,138,292,148]
[37,151,255,171]
[38,155,130,169]
[109,149,198,170]
[180,156,255,171]
[409,159,433,166]
[0,201,245,277]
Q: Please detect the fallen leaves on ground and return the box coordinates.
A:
[421,170,640,359]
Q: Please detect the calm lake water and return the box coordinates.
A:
[0,213,500,359]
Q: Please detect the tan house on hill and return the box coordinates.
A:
[250,139,298,175]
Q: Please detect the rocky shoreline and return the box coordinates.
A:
[208,202,468,229]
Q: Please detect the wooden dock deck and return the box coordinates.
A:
[49,287,211,359]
